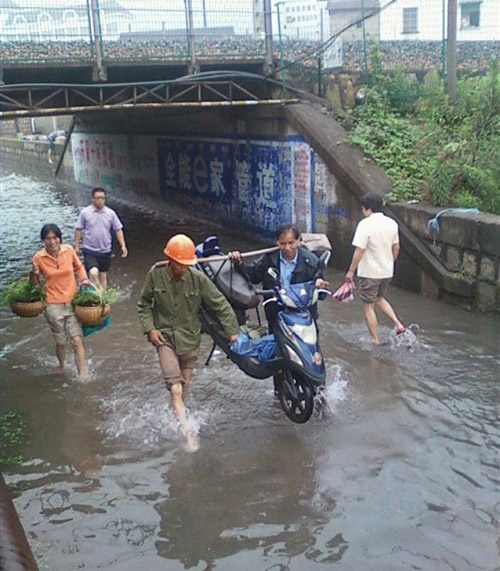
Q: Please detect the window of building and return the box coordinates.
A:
[63,9,78,21]
[402,7,418,33]
[460,2,481,28]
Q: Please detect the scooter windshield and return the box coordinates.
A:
[280,281,318,309]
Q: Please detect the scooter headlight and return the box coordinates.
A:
[286,345,304,366]
[289,322,317,344]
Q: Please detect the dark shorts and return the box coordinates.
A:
[359,277,392,303]
[82,249,112,273]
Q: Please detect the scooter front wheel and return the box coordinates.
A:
[279,372,314,424]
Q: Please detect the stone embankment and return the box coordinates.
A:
[391,204,499,312]
[1,39,498,72]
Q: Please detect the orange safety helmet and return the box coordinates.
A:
[164,234,197,265]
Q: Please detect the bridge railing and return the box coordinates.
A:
[0,0,266,64]
[0,4,96,61]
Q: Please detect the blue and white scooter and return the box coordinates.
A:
[196,237,331,424]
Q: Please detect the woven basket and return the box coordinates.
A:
[74,304,111,326]
[10,300,45,318]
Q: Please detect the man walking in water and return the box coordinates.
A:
[137,234,239,452]
[74,187,128,289]
[345,193,405,345]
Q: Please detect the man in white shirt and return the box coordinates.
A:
[346,193,405,345]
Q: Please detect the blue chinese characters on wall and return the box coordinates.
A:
[158,136,313,237]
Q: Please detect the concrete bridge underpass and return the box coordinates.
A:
[0,68,484,311]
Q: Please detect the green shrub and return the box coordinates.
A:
[0,411,28,467]
[347,53,499,214]
[427,159,452,207]
[386,66,420,115]
[453,190,481,209]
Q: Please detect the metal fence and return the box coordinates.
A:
[272,0,499,97]
[0,1,498,83]
[0,0,266,63]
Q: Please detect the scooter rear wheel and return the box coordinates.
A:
[279,372,314,424]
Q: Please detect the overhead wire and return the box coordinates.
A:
[269,0,399,78]
[0,0,400,100]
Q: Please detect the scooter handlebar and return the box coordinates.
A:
[255,287,331,296]
[254,288,275,296]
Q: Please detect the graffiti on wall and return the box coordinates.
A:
[158,136,313,236]
[293,143,313,231]
[72,133,158,197]
[71,132,316,237]
[314,153,348,223]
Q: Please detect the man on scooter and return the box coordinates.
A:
[229,224,328,394]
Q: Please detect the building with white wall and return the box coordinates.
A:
[1,1,133,42]
[327,0,380,42]
[327,0,499,43]
[381,0,499,41]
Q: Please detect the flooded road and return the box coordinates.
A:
[0,171,498,571]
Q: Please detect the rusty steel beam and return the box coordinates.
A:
[0,99,297,120]
[0,79,285,119]
[0,472,39,571]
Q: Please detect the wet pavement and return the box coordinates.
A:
[0,171,498,570]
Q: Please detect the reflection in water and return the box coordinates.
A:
[0,173,79,285]
[155,430,346,569]
[1,172,499,570]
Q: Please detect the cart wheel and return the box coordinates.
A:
[279,371,314,424]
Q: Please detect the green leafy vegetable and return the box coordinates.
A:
[72,287,118,307]
[0,278,44,306]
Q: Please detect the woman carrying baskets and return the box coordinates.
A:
[30,223,91,382]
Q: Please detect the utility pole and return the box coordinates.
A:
[90,0,105,81]
[318,7,324,98]
[185,0,197,74]
[202,0,207,29]
[360,0,369,81]
[276,1,286,91]
[446,0,457,101]
[441,0,446,79]
[263,0,273,74]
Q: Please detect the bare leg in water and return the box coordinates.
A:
[376,297,404,331]
[55,343,66,372]
[170,368,198,452]
[71,335,88,382]
[363,297,404,345]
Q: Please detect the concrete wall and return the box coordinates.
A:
[69,106,318,239]
[0,136,71,180]
[390,204,499,312]
[380,0,500,42]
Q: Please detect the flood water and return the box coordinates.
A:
[0,171,498,571]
